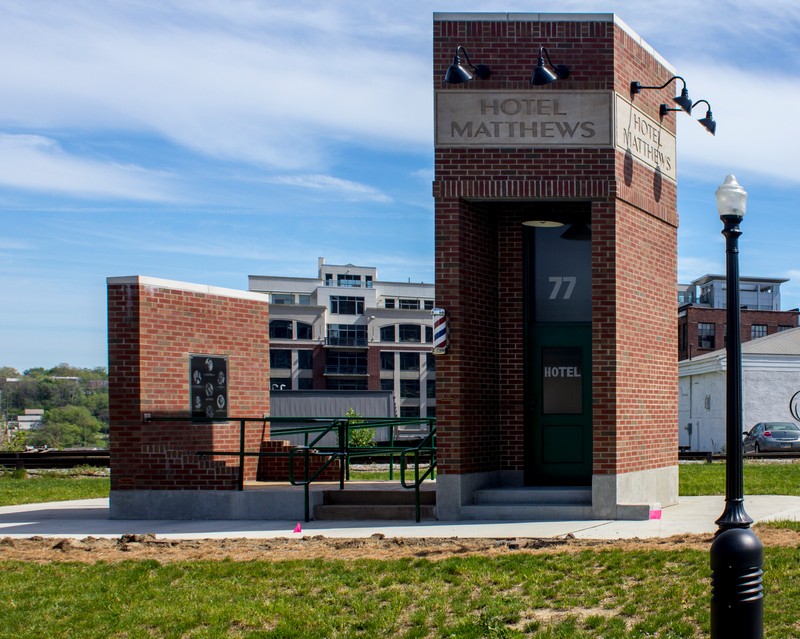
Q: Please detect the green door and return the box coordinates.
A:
[523,215,592,486]
[527,323,592,485]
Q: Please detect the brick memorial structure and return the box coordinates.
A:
[432,13,679,518]
[107,276,284,518]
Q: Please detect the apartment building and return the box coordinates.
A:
[249,258,436,418]
[678,275,799,360]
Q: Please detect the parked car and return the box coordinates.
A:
[743,422,800,452]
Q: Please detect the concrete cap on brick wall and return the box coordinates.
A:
[107,275,268,303]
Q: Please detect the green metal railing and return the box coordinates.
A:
[276,416,436,522]
[142,414,436,522]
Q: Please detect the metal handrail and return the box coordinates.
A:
[142,414,436,522]
[399,427,437,522]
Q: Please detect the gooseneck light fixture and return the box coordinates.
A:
[659,98,717,135]
[709,174,764,639]
[631,76,692,114]
[693,100,717,135]
[530,46,570,85]
[444,46,491,84]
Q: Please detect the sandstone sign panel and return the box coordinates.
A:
[434,90,676,182]
[435,91,613,147]
[615,94,677,182]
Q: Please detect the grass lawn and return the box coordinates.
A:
[678,460,800,496]
[1,463,799,638]
[0,468,110,506]
[1,547,799,638]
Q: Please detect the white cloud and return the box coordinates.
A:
[0,2,432,172]
[678,255,722,283]
[267,174,391,202]
[0,133,177,201]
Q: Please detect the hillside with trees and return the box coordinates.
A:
[0,364,108,450]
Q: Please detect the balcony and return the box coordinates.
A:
[324,365,369,376]
[325,336,368,348]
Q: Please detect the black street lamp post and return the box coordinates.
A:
[709,175,764,639]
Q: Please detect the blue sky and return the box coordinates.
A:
[1,0,800,372]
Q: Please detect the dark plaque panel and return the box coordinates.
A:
[190,355,228,420]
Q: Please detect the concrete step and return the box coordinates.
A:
[314,486,437,520]
[314,504,436,520]
[322,488,436,506]
[473,486,591,506]
[460,503,595,521]
[463,486,593,521]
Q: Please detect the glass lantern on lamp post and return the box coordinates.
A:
[709,174,764,639]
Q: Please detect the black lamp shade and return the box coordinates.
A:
[699,111,716,135]
[531,64,558,85]
[674,88,693,114]
[445,60,473,84]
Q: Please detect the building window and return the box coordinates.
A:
[272,293,294,305]
[327,324,367,347]
[778,325,793,332]
[330,296,364,315]
[427,379,436,399]
[380,325,396,342]
[297,350,313,370]
[426,407,436,419]
[380,379,393,392]
[400,380,420,398]
[380,352,395,370]
[399,352,419,371]
[426,353,436,371]
[399,324,421,343]
[698,323,715,349]
[750,324,768,340]
[425,326,433,343]
[296,322,313,340]
[399,299,419,310]
[365,276,373,289]
[270,349,291,369]
[337,274,361,288]
[297,294,311,305]
[269,320,293,339]
[297,378,313,390]
[400,406,420,418]
[384,298,395,309]
[326,351,367,375]
[424,300,434,310]
[327,378,367,391]
[271,378,291,391]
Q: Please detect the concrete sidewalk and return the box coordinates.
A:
[1,495,799,540]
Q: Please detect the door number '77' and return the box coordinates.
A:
[548,276,576,300]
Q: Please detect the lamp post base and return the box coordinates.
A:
[715,497,754,532]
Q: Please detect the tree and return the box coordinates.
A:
[27,406,105,449]
[344,408,375,448]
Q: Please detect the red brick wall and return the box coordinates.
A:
[679,307,800,360]
[108,278,270,490]
[258,440,341,482]
[433,14,679,480]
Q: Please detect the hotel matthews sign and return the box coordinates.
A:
[435,91,676,182]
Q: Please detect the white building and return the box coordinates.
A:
[249,257,436,419]
[678,327,800,451]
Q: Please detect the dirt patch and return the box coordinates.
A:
[1,527,797,563]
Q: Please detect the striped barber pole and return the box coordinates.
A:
[432,308,447,354]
